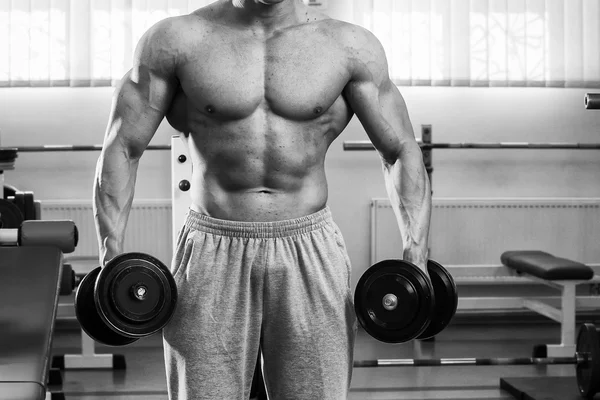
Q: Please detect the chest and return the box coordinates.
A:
[178,29,350,119]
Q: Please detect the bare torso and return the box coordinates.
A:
[165,1,355,221]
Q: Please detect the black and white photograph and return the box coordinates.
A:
[0,0,599,399]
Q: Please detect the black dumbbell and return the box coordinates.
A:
[59,264,75,296]
[416,260,457,340]
[354,259,457,343]
[75,252,178,346]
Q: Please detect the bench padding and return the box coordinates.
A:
[501,250,593,280]
[0,383,45,400]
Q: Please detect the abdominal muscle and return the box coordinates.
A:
[175,107,344,223]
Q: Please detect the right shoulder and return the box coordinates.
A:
[134,10,216,74]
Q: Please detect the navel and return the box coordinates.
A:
[205,105,215,114]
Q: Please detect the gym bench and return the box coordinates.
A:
[501,250,597,358]
[0,247,65,400]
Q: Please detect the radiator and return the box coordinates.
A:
[41,200,173,266]
[371,198,600,265]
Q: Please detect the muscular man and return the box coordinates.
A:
[93,0,431,399]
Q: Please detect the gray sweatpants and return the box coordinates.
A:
[163,206,358,400]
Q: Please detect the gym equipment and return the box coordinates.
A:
[354,323,599,398]
[75,253,178,346]
[1,192,37,225]
[6,192,36,221]
[76,267,139,346]
[502,250,595,358]
[344,141,600,150]
[416,260,458,340]
[0,148,17,164]
[354,259,434,343]
[354,259,457,343]
[343,123,600,152]
[0,198,24,228]
[0,246,65,400]
[59,264,82,296]
[3,184,18,199]
[0,145,170,152]
[585,93,600,109]
[0,220,78,253]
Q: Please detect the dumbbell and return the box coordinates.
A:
[59,264,86,296]
[354,259,457,343]
[7,192,36,221]
[75,252,178,346]
[0,218,78,254]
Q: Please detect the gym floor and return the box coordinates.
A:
[49,317,599,400]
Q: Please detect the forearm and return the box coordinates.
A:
[93,141,140,265]
[382,142,432,269]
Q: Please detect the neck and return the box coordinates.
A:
[230,0,304,28]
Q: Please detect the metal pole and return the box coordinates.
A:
[343,141,600,150]
[3,145,171,152]
[353,354,585,368]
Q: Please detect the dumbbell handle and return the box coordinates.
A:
[354,354,586,368]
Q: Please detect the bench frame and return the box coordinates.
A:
[521,276,578,357]
[453,264,600,357]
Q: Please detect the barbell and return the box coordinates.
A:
[354,323,600,398]
[4,141,600,153]
[343,141,600,151]
[0,145,170,152]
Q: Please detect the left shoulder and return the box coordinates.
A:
[326,21,389,84]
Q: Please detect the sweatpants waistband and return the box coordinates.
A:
[183,206,333,238]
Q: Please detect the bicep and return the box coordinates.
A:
[345,78,416,162]
[343,28,418,162]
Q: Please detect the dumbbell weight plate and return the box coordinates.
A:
[59,263,75,296]
[74,267,138,346]
[0,198,24,229]
[23,192,35,221]
[354,259,434,343]
[12,192,26,220]
[417,260,458,340]
[576,323,600,398]
[94,253,178,338]
[3,184,18,199]
[0,149,17,163]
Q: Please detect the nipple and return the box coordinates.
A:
[205,105,215,114]
[314,106,323,114]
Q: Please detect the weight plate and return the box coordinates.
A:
[354,259,434,343]
[95,253,178,338]
[576,323,600,398]
[0,149,17,163]
[23,192,35,220]
[0,198,24,229]
[417,260,458,340]
[12,192,25,221]
[74,267,138,346]
[3,184,18,199]
[59,263,75,296]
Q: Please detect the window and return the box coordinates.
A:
[356,0,600,87]
[2,0,599,87]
